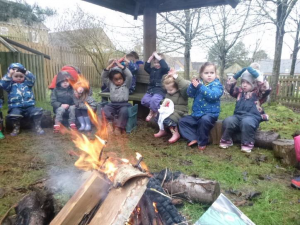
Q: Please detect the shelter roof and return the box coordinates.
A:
[84,0,239,16]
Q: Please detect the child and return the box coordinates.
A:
[122,51,144,95]
[48,65,81,90]
[0,63,44,136]
[219,64,271,153]
[101,60,133,134]
[179,62,223,151]
[154,68,190,143]
[0,99,4,139]
[73,81,97,131]
[142,51,170,121]
[51,71,77,132]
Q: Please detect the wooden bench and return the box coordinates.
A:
[99,66,150,118]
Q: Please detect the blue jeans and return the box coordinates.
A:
[221,115,260,144]
[179,114,217,146]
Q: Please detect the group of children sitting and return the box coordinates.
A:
[0,51,271,153]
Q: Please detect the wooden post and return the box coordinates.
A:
[143,1,157,60]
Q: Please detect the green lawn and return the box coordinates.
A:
[0,90,300,224]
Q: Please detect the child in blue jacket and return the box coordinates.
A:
[179,62,223,151]
[0,98,4,139]
[0,63,44,136]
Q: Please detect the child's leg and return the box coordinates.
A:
[197,115,217,147]
[220,115,240,147]
[102,104,117,123]
[82,109,92,131]
[178,115,198,143]
[163,117,180,143]
[7,108,22,136]
[55,107,66,124]
[240,116,260,152]
[68,105,76,129]
[149,94,164,113]
[115,103,132,130]
[26,106,44,135]
[141,93,153,108]
[76,108,86,131]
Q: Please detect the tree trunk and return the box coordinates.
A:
[219,55,226,84]
[270,27,284,103]
[184,10,191,80]
[290,22,300,76]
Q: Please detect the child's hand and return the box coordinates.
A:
[106,60,116,70]
[147,54,154,63]
[192,78,200,88]
[153,52,161,61]
[167,68,178,79]
[114,60,125,69]
[61,104,69,109]
[8,69,15,77]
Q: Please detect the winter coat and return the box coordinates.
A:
[165,76,191,123]
[0,72,35,109]
[187,79,223,118]
[101,68,132,102]
[226,78,271,121]
[74,95,97,111]
[144,59,169,97]
[51,71,75,112]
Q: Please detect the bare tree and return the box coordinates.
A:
[54,7,122,75]
[158,9,208,79]
[288,6,300,76]
[256,0,298,102]
[205,1,260,83]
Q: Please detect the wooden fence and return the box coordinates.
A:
[0,52,47,101]
[275,76,300,108]
[0,37,101,89]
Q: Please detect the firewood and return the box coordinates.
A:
[14,190,54,225]
[89,177,149,225]
[162,173,220,204]
[273,139,297,166]
[50,171,111,225]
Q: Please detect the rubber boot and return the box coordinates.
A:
[154,129,168,138]
[0,131,4,139]
[11,120,20,136]
[168,126,180,143]
[33,116,44,135]
[84,117,92,131]
[77,116,86,131]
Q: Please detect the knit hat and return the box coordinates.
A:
[241,71,256,90]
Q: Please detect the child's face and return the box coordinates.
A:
[61,80,70,88]
[153,59,161,69]
[112,73,124,86]
[201,65,216,84]
[12,72,25,83]
[165,83,177,95]
[241,80,253,92]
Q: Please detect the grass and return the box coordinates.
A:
[0,90,300,224]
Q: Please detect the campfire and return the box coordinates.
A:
[49,103,186,225]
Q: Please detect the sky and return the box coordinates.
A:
[22,0,294,62]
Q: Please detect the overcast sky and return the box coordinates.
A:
[22,0,294,62]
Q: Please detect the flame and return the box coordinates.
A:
[153,202,158,213]
[121,159,129,163]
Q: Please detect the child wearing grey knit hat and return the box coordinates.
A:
[219,63,271,153]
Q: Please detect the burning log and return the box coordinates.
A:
[155,169,220,204]
[50,171,111,225]
[14,190,54,225]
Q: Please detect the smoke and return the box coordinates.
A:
[47,168,92,196]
